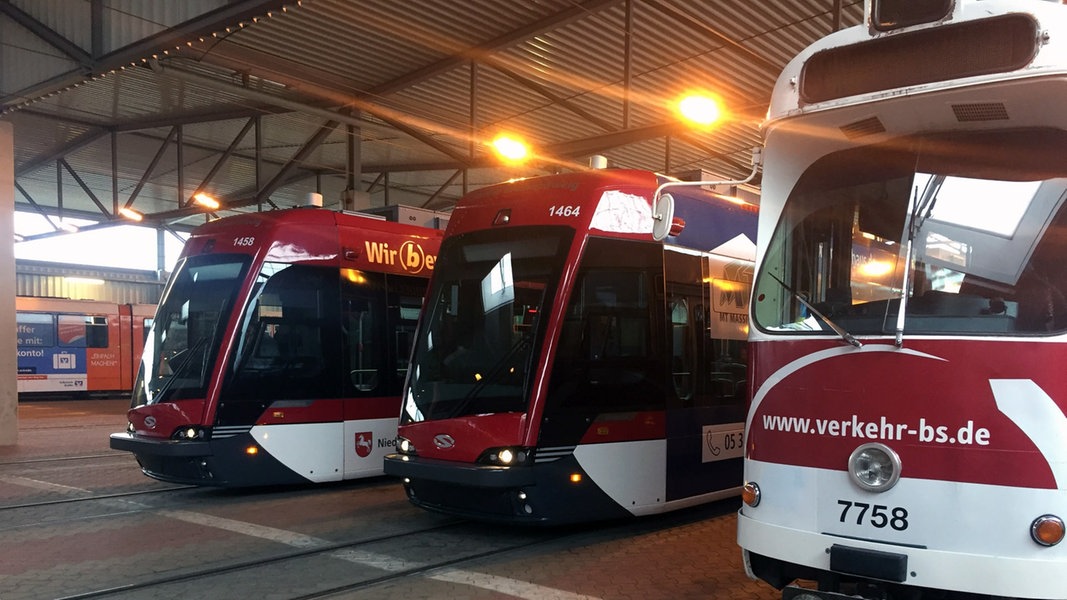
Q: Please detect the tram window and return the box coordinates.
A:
[17,313,55,346]
[548,238,665,412]
[228,264,343,400]
[341,271,386,394]
[756,129,1067,336]
[665,247,750,408]
[57,314,108,348]
[669,297,694,402]
[387,275,427,390]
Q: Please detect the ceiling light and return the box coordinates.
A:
[118,207,144,221]
[192,193,220,210]
[677,93,723,127]
[491,135,529,163]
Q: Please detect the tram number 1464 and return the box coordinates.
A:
[837,500,910,531]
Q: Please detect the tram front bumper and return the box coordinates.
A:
[110,432,210,457]
[110,432,217,484]
[383,453,535,487]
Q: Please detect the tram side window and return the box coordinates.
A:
[57,314,109,348]
[228,263,343,400]
[549,238,665,412]
[341,270,386,395]
[16,313,54,347]
[668,296,695,402]
[386,274,428,392]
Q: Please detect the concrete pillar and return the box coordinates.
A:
[0,122,16,445]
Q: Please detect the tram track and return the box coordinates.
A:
[0,452,129,466]
[0,484,195,511]
[53,519,493,600]
[290,527,577,600]
[51,501,739,600]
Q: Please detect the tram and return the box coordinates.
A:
[109,206,443,487]
[739,1,1067,598]
[384,169,757,524]
[16,297,154,397]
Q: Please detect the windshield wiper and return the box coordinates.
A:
[767,272,862,348]
[149,299,229,403]
[149,336,209,403]
[896,175,943,347]
[445,332,533,419]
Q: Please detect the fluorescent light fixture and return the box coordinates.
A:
[192,192,220,210]
[118,207,144,221]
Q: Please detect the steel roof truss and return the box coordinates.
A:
[59,158,112,219]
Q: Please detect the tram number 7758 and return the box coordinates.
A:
[837,500,910,531]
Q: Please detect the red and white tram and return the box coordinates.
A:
[384,169,757,524]
[110,207,442,487]
[739,1,1067,598]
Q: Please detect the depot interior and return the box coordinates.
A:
[0,1,863,433]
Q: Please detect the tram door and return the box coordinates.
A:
[665,249,748,500]
[341,272,426,478]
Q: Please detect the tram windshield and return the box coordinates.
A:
[754,128,1067,337]
[402,227,572,423]
[133,254,250,405]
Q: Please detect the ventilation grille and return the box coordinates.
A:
[840,116,886,140]
[951,102,1009,122]
[211,425,253,439]
[534,445,575,463]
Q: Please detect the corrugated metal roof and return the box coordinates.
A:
[1,0,866,232]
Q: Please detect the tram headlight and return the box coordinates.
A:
[397,437,416,455]
[1031,514,1065,547]
[170,426,204,441]
[847,442,901,492]
[478,447,530,466]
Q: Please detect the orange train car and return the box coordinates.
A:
[16,297,155,398]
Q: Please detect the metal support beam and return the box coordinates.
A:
[0,0,92,66]
[111,130,118,215]
[420,170,463,209]
[346,115,361,193]
[623,0,633,129]
[250,121,337,209]
[644,0,780,76]
[255,115,263,212]
[1,0,292,110]
[14,182,55,228]
[125,127,177,210]
[190,117,256,205]
[59,158,111,218]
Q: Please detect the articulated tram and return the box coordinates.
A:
[110,207,442,487]
[740,1,1067,598]
[384,169,757,524]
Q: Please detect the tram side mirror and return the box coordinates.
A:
[652,193,676,241]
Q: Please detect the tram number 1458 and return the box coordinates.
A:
[837,500,910,531]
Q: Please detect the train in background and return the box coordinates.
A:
[16,297,155,398]
[384,168,758,524]
[739,1,1067,599]
[110,206,444,487]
